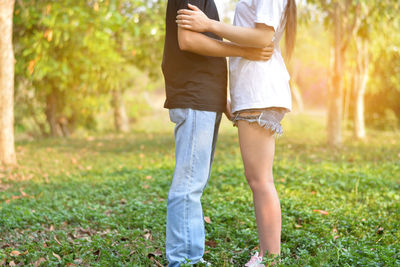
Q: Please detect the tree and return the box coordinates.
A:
[313,0,362,146]
[0,0,17,166]
[352,34,368,139]
[13,0,166,136]
[364,26,400,130]
[350,1,399,139]
[100,0,166,133]
[308,0,400,144]
[14,0,120,136]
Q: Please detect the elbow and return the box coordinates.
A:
[178,28,198,52]
[246,38,271,48]
[178,40,191,51]
[178,34,193,51]
[252,28,275,47]
[253,36,273,48]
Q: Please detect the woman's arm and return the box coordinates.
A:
[177,4,275,48]
[178,27,273,61]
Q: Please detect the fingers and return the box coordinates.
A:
[259,46,274,60]
[243,47,274,61]
[263,51,273,58]
[176,15,193,28]
[176,14,192,21]
[188,3,201,11]
[261,46,273,53]
[261,50,273,56]
[176,10,197,28]
[254,53,272,61]
[176,21,193,30]
[177,9,196,15]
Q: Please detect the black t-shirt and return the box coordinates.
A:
[162,0,227,112]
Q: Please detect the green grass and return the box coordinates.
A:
[1,111,399,266]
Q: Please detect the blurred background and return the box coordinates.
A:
[0,2,399,265]
[2,0,400,152]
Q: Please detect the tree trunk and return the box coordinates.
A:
[112,90,129,133]
[291,82,304,113]
[328,66,343,146]
[112,30,130,133]
[343,64,353,126]
[327,6,344,147]
[0,0,17,166]
[326,1,362,146]
[353,37,368,139]
[45,91,63,137]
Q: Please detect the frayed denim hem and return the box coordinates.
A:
[232,107,287,137]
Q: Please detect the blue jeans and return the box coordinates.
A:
[166,108,222,266]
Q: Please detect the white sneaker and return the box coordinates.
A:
[244,252,265,267]
[199,258,211,266]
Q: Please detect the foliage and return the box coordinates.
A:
[13,0,166,134]
[0,113,399,265]
[10,0,400,136]
[302,0,400,129]
[364,2,400,128]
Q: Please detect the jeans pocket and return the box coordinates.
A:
[169,108,188,125]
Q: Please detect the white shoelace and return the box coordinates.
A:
[199,258,211,266]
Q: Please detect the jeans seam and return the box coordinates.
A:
[202,112,219,192]
[202,112,220,247]
[185,109,196,257]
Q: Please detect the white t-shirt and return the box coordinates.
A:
[229,0,291,113]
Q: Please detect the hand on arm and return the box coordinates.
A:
[178,27,273,61]
[177,4,275,48]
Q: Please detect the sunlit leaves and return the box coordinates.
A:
[13,0,166,133]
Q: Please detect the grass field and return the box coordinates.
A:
[1,111,399,266]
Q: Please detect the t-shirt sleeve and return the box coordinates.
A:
[177,0,205,11]
[253,0,285,31]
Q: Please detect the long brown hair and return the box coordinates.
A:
[284,0,297,59]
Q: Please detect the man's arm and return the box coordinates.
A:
[178,27,273,60]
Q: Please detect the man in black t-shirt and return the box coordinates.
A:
[163,0,228,112]
[162,1,272,266]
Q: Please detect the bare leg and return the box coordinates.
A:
[237,119,281,257]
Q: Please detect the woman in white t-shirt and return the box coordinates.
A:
[177,0,296,265]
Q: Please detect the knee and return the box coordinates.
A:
[168,177,205,199]
[244,170,274,192]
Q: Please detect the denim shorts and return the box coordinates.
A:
[232,107,288,136]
